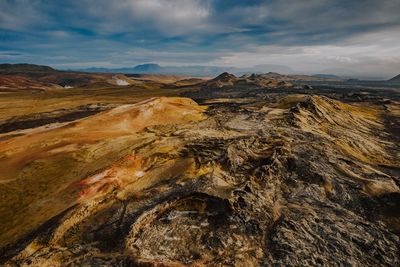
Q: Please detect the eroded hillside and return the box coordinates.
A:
[0,80,399,265]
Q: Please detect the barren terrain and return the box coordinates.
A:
[0,66,399,266]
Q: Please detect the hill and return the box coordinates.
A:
[389,74,400,82]
[0,63,113,87]
[131,63,162,73]
[0,75,53,89]
[0,63,56,74]
[204,72,293,89]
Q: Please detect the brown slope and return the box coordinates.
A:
[1,93,399,266]
[0,97,206,250]
[0,75,54,89]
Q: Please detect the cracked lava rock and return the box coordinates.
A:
[0,93,399,266]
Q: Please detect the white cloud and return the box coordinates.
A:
[1,0,399,78]
[0,0,49,30]
[208,29,400,78]
[81,0,211,35]
[46,31,70,38]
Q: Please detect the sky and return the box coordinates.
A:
[1,0,400,78]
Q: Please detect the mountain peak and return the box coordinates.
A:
[215,72,236,81]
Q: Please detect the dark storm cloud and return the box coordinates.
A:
[0,0,399,77]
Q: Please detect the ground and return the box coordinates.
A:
[0,70,399,266]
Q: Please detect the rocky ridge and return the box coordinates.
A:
[0,91,399,266]
[204,72,293,89]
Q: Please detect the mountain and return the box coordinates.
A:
[240,72,341,82]
[131,63,162,73]
[0,63,56,74]
[204,72,293,89]
[389,74,400,82]
[78,64,295,77]
[78,64,231,76]
[77,64,346,79]
[0,63,113,87]
[211,72,237,83]
[204,72,238,88]
[312,74,340,79]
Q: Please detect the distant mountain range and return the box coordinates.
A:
[2,63,396,81]
[78,63,295,77]
[312,74,340,79]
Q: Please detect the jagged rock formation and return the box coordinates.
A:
[242,72,341,82]
[204,72,238,88]
[204,72,292,89]
[0,91,399,266]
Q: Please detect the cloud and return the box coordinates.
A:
[209,28,400,78]
[0,0,399,77]
[0,0,47,31]
[58,0,213,36]
[0,50,24,60]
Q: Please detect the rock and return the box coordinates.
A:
[1,91,399,266]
